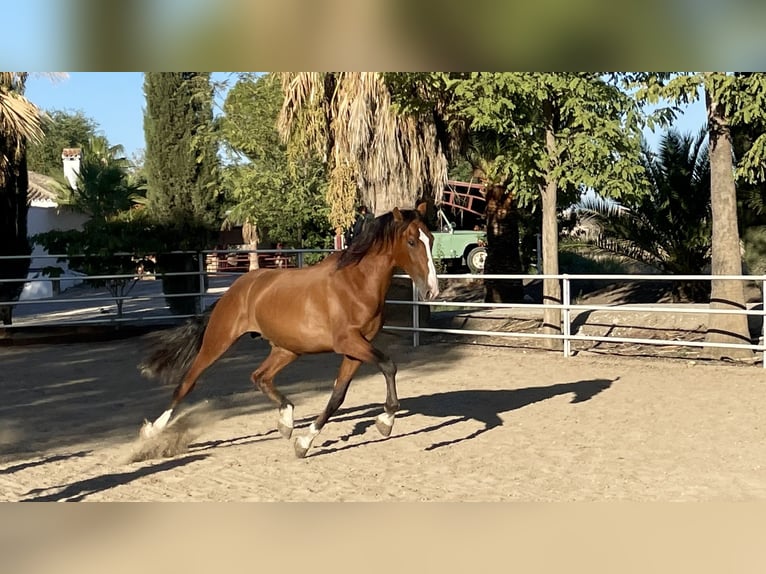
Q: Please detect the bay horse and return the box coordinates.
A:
[139,204,439,458]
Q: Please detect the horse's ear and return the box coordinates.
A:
[416,202,427,217]
[392,207,403,222]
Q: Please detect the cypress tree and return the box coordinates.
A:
[143,72,220,314]
[143,72,219,228]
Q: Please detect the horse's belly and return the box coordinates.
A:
[258,320,335,354]
[243,269,377,354]
[251,292,335,354]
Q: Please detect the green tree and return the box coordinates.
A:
[731,94,766,275]
[0,73,44,325]
[26,110,99,177]
[388,73,647,348]
[579,129,712,302]
[57,135,143,220]
[221,73,329,263]
[143,72,220,228]
[634,72,766,359]
[221,74,330,259]
[143,72,221,314]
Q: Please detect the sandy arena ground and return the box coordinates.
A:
[1,329,766,501]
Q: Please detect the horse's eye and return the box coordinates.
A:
[407,239,415,247]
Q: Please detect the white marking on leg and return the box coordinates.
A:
[295,422,320,452]
[154,409,173,430]
[418,229,440,299]
[376,411,395,428]
[141,408,173,439]
[279,404,294,429]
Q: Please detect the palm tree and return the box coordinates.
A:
[56,136,142,220]
[0,73,45,324]
[277,72,448,234]
[578,128,712,302]
[463,130,525,302]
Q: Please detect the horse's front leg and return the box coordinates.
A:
[293,356,362,458]
[372,349,398,437]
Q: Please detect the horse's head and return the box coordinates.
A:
[392,203,440,301]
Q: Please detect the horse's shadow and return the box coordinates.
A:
[310,377,616,456]
[21,453,209,501]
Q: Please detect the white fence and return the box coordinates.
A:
[2,252,765,367]
[0,249,335,327]
[385,273,766,367]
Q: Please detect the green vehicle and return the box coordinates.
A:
[431,207,487,273]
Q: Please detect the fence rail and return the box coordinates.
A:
[385,272,766,367]
[2,251,765,367]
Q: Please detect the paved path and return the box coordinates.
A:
[9,273,237,327]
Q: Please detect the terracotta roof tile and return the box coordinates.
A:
[61,148,82,158]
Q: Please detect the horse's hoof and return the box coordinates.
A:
[293,438,310,459]
[278,421,293,440]
[375,417,394,437]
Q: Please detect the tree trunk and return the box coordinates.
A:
[0,151,32,325]
[483,184,524,303]
[158,252,203,316]
[541,100,562,350]
[242,221,260,271]
[704,74,754,360]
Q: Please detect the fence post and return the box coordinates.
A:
[412,280,420,348]
[536,233,543,271]
[562,274,571,358]
[297,251,304,268]
[762,277,766,369]
[197,251,206,316]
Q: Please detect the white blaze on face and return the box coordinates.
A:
[418,228,440,299]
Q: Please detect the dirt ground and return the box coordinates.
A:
[2,325,766,502]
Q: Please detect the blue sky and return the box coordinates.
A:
[24,72,234,160]
[23,72,708,161]
[2,1,214,70]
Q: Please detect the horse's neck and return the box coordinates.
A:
[353,252,397,300]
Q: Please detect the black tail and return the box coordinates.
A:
[139,302,217,386]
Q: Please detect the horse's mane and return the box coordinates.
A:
[337,208,422,269]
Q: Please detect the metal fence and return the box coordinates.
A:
[2,251,765,367]
[0,249,335,327]
[385,272,766,367]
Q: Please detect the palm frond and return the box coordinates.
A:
[278,72,447,230]
[0,73,45,151]
[576,128,712,281]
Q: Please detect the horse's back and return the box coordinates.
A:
[226,262,338,352]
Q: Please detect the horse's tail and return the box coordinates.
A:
[139,301,218,386]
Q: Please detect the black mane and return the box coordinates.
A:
[337,208,422,269]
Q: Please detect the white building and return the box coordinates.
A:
[21,149,89,300]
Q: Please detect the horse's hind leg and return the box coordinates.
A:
[141,318,246,439]
[251,346,299,439]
